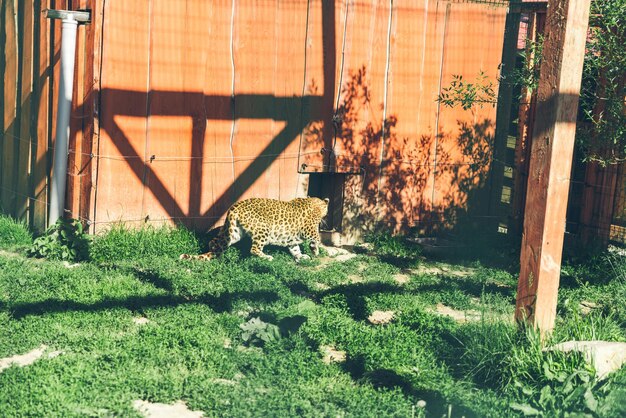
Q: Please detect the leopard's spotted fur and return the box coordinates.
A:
[180,197,329,261]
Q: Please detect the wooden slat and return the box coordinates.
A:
[275,1,309,201]
[89,0,105,233]
[298,0,336,174]
[515,0,592,333]
[433,2,505,227]
[66,0,97,226]
[334,0,389,233]
[15,0,34,220]
[200,0,235,227]
[94,0,150,228]
[1,0,18,215]
[30,0,51,231]
[78,0,97,227]
[231,0,278,201]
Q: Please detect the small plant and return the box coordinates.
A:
[240,317,281,346]
[437,71,497,111]
[28,218,89,261]
[0,215,32,249]
[509,34,544,97]
[509,358,599,417]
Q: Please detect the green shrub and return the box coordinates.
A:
[450,320,626,417]
[0,215,32,249]
[28,218,89,261]
[89,224,200,262]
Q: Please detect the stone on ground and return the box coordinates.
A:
[414,264,474,278]
[579,301,600,315]
[547,341,626,380]
[133,400,204,418]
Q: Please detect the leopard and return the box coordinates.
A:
[180,197,329,262]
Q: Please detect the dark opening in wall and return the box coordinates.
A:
[307,173,346,232]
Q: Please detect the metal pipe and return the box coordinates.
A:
[48,17,78,225]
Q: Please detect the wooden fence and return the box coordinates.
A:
[2,0,552,243]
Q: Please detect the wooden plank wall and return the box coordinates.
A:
[91,0,507,238]
[0,0,69,231]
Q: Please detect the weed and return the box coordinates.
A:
[28,218,90,261]
[240,317,281,346]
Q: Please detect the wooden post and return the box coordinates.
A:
[515,0,591,333]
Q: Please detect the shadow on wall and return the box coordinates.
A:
[302,66,495,238]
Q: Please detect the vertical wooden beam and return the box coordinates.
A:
[512,12,547,237]
[515,0,591,333]
[30,0,51,232]
[1,0,18,215]
[16,0,34,220]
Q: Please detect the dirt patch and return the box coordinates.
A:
[133,400,204,418]
[210,378,237,385]
[346,274,364,284]
[433,304,481,323]
[413,264,475,278]
[320,345,347,364]
[314,247,359,270]
[0,345,62,373]
[393,273,410,285]
[368,310,395,325]
[323,246,351,257]
[133,317,150,325]
[313,282,330,291]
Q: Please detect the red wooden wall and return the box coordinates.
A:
[81,0,506,240]
[1,1,508,241]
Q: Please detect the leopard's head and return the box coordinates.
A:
[308,197,329,220]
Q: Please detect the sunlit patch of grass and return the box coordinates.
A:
[1,224,625,417]
[89,224,200,263]
[0,214,32,250]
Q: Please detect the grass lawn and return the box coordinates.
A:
[0,217,625,417]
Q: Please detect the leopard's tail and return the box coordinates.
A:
[204,215,234,258]
[180,213,234,260]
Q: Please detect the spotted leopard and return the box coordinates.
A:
[180,197,329,261]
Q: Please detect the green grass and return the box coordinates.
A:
[0,215,32,250]
[89,224,200,263]
[0,218,625,417]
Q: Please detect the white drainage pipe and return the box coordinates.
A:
[45,9,90,226]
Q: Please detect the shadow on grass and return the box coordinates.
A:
[422,232,521,273]
[290,282,404,322]
[6,289,279,319]
[415,279,515,300]
[343,355,475,417]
